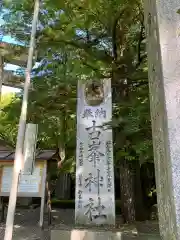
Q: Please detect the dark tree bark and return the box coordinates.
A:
[119,159,146,223]
[140,162,156,219]
[132,160,147,221]
[119,158,136,223]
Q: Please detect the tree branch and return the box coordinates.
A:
[81,60,107,78]
[112,10,126,61]
[136,16,145,68]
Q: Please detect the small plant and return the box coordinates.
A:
[177,9,180,14]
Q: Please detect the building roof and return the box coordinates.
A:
[0,150,56,161]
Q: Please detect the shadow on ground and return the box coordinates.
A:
[0,208,160,240]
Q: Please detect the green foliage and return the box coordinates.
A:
[0,93,19,147]
[0,0,153,171]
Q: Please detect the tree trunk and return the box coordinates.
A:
[119,159,147,223]
[132,160,147,221]
[140,162,156,219]
[119,158,136,223]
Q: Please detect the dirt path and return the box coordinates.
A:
[0,208,160,240]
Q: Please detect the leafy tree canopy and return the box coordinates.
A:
[0,0,153,167]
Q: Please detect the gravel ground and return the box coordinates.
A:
[0,208,160,240]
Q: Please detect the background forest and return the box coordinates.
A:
[0,0,157,223]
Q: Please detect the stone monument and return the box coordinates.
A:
[18,123,38,206]
[75,79,115,226]
[144,0,180,239]
[23,123,38,175]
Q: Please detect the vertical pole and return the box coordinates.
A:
[39,162,47,228]
[0,56,4,101]
[144,0,180,239]
[4,1,40,239]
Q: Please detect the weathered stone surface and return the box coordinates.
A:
[144,0,180,239]
[23,124,38,175]
[75,80,115,226]
[51,229,160,240]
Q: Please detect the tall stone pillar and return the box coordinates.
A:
[23,123,38,174]
[75,79,115,226]
[144,1,180,239]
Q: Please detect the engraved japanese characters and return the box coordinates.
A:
[75,80,115,225]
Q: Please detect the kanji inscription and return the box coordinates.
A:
[84,197,107,221]
[86,120,104,167]
[75,80,115,225]
[85,169,103,194]
[82,108,106,119]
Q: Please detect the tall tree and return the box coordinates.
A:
[1,0,153,222]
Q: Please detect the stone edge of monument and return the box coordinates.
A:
[50,229,139,240]
[75,79,115,226]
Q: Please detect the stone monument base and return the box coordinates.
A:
[51,229,139,240]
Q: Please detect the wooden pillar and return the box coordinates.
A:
[144,1,180,239]
[55,173,71,199]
